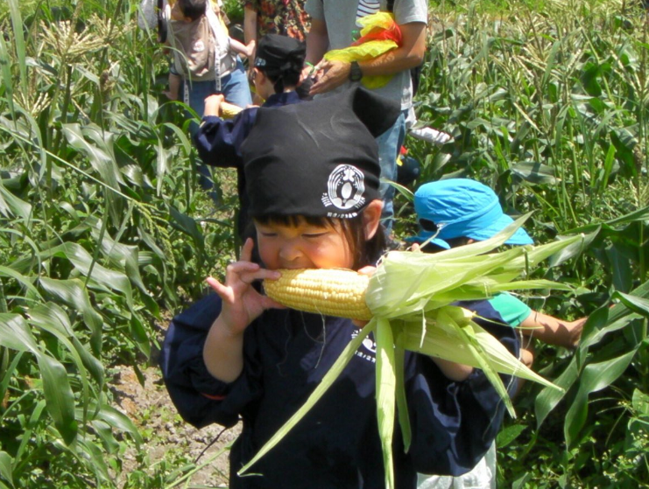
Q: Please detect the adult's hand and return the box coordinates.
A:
[309,59,352,95]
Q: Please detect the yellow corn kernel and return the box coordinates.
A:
[263,268,373,321]
[221,102,243,119]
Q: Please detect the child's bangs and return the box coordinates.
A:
[254,214,339,230]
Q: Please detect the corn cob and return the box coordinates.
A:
[221,101,243,119]
[264,268,373,321]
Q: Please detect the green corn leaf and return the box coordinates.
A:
[62,123,125,190]
[0,32,15,118]
[375,317,397,489]
[394,342,411,453]
[565,348,638,449]
[238,320,376,476]
[7,0,26,95]
[39,277,104,355]
[367,246,527,318]
[442,308,515,418]
[91,402,143,446]
[37,353,78,445]
[396,307,560,390]
[29,302,104,387]
[28,303,93,419]
[0,451,13,487]
[613,291,649,319]
[423,279,572,309]
[0,179,32,222]
[0,314,38,353]
[0,265,41,301]
[40,243,134,309]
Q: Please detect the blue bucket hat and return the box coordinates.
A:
[407,178,533,249]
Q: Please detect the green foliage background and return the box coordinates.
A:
[0,0,647,487]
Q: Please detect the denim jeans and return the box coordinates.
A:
[375,110,407,232]
[184,59,252,192]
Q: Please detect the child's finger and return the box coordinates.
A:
[206,276,229,298]
[239,237,255,262]
[357,265,376,277]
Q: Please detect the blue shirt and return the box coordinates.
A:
[160,295,519,488]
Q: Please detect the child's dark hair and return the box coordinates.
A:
[254,213,386,269]
[254,35,306,94]
[260,67,302,95]
[177,0,207,21]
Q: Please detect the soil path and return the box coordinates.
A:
[112,364,241,488]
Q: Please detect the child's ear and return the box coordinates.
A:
[362,199,383,240]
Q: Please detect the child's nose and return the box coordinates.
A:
[279,240,302,263]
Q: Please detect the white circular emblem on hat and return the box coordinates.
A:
[322,164,366,211]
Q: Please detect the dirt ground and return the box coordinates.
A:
[111,362,241,488]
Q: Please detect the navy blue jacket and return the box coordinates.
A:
[160,294,519,489]
[194,91,304,238]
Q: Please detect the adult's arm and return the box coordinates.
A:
[310,21,426,95]
[243,4,258,44]
[305,17,330,66]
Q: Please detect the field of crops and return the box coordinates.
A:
[0,0,648,487]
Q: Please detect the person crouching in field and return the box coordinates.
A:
[160,87,519,488]
[407,178,586,366]
[408,178,587,489]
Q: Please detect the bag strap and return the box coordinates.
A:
[205,3,223,92]
[157,0,167,43]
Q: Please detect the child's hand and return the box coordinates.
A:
[207,239,282,336]
[203,94,225,117]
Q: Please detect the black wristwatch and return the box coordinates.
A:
[349,61,363,82]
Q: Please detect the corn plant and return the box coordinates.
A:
[0,0,236,486]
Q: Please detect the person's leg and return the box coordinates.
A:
[220,58,253,108]
[375,110,407,233]
[185,79,217,133]
[183,79,219,192]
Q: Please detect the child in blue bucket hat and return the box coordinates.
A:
[408,178,533,249]
[408,178,585,354]
[410,178,587,489]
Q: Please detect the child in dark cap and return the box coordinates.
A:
[161,88,519,489]
[194,33,307,241]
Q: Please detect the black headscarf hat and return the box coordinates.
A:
[241,87,401,219]
[254,34,306,77]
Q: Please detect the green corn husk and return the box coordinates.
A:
[240,215,584,488]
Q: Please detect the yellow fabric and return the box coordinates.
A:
[323,12,399,89]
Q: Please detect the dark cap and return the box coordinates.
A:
[241,87,401,219]
[254,34,306,77]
